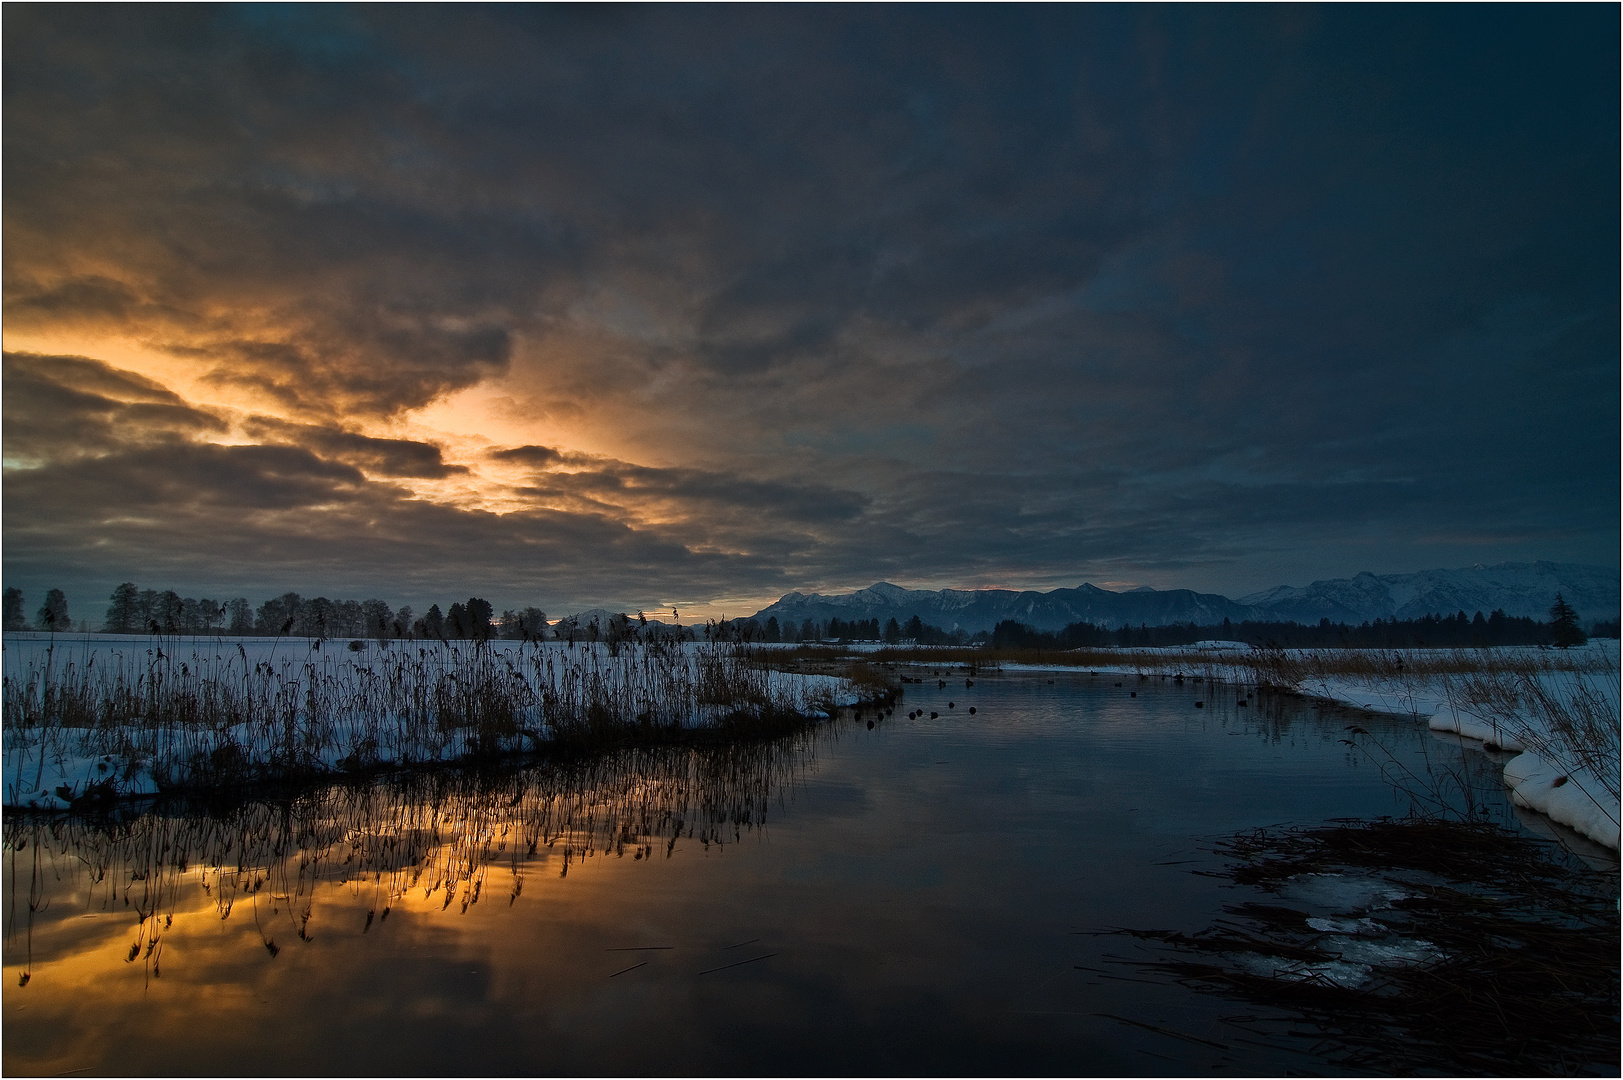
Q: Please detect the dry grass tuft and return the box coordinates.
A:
[1444,648,1620,807]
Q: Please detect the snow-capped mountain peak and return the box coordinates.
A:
[750,562,1617,633]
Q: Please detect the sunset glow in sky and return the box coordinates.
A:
[4,5,1617,622]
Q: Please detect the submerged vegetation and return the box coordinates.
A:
[2,636,876,806]
[1101,818,1619,1075]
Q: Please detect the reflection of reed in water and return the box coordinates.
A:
[3,726,824,984]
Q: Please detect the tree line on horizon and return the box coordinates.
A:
[721,596,1615,649]
[1,584,556,641]
[3,584,1614,649]
[983,602,1601,650]
[705,615,977,646]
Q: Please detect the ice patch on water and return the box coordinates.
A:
[1277,873,1410,913]
[1226,874,1440,989]
[1327,934,1440,967]
[1233,930,1439,988]
[1305,916,1384,934]
[1233,954,1375,989]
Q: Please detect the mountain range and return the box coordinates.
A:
[747,562,1619,634]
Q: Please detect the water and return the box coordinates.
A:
[0,672,1584,1074]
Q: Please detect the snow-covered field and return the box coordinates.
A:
[2,633,865,810]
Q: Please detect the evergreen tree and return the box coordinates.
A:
[1549,593,1587,648]
[446,602,469,639]
[466,597,494,640]
[424,604,446,639]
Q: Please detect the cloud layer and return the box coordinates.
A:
[4,7,1617,620]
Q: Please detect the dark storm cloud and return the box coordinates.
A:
[243,417,466,479]
[189,323,514,420]
[0,357,854,614]
[5,352,191,409]
[3,5,1617,615]
[492,444,867,525]
[6,275,145,325]
[2,352,228,464]
[2,423,800,615]
[489,445,565,469]
[8,442,366,516]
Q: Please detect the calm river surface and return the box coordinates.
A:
[0,671,1577,1075]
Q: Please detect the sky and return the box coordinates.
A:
[4,5,1618,625]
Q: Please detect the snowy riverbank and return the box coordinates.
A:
[988,641,1621,850]
[1291,646,1620,851]
[2,633,865,810]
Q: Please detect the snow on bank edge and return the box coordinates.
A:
[989,643,1620,850]
[1500,751,1620,852]
[1295,663,1619,851]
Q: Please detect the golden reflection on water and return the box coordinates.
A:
[9,682,1554,1076]
[3,732,821,1074]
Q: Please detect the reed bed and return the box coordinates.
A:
[1444,647,1620,806]
[3,728,824,984]
[2,636,867,805]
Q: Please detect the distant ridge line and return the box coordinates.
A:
[747,561,1619,634]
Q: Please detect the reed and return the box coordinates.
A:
[1443,646,1620,806]
[2,636,871,803]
